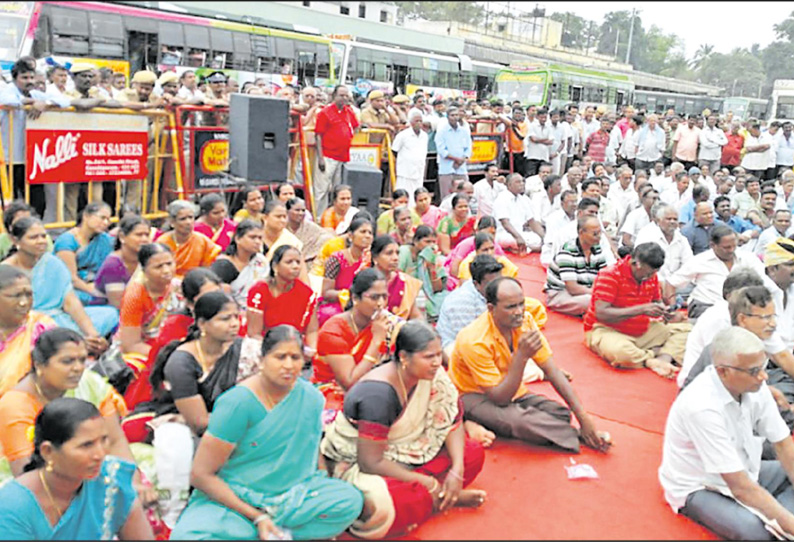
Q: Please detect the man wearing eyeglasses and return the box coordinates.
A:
[660,326,794,540]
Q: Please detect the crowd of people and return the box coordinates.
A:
[3,51,794,540]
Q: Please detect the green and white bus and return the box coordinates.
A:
[493,64,634,112]
[721,96,769,121]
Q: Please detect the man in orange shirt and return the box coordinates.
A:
[449,276,611,453]
[499,106,528,176]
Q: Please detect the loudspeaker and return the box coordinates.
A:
[342,162,383,218]
[229,94,289,182]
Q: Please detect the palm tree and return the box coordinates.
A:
[690,44,714,71]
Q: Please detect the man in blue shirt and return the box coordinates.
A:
[0,56,71,220]
[437,254,504,351]
[713,195,761,246]
[678,184,711,225]
[681,201,716,255]
[434,106,472,199]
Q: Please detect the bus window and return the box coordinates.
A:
[448,71,460,90]
[184,24,210,68]
[317,44,331,79]
[208,52,227,70]
[89,12,124,59]
[616,90,625,107]
[160,45,182,66]
[49,6,90,56]
[570,85,583,102]
[274,37,295,76]
[187,49,207,68]
[232,32,254,71]
[297,46,317,85]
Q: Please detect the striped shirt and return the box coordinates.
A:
[545,239,607,292]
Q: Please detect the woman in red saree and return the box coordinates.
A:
[312,269,402,418]
[436,194,476,255]
[317,216,374,327]
[194,193,237,253]
[371,235,422,320]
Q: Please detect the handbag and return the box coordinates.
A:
[90,342,135,395]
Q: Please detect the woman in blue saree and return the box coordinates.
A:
[0,397,153,540]
[171,325,364,540]
[54,202,115,306]
[2,217,117,352]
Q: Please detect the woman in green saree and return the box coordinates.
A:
[171,325,364,540]
[398,225,448,322]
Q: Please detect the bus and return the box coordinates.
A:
[333,39,501,100]
[721,96,768,121]
[1,1,337,90]
[771,80,794,124]
[634,89,724,117]
[493,64,634,112]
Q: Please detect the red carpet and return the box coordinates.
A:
[409,254,718,540]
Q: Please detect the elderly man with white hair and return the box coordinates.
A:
[659,326,794,540]
[391,108,428,205]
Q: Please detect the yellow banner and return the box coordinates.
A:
[470,140,498,163]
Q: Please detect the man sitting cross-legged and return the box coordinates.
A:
[449,277,611,454]
[659,327,794,541]
[543,215,608,317]
[583,242,692,379]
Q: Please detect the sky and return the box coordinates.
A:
[490,2,794,58]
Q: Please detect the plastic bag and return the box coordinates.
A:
[153,422,194,528]
[564,458,599,480]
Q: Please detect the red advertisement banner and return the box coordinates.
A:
[26,129,149,184]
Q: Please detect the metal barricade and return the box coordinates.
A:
[350,127,397,192]
[0,105,184,229]
[466,118,513,176]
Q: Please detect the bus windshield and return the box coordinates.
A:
[0,2,33,65]
[494,71,547,106]
[776,96,794,121]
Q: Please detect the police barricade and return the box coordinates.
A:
[349,127,397,195]
[466,119,512,176]
[0,105,185,229]
[170,105,314,217]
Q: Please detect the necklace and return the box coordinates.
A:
[396,365,409,405]
[347,311,359,335]
[195,339,209,373]
[33,376,50,403]
[39,469,63,521]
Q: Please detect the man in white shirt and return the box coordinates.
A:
[742,121,774,179]
[580,106,600,145]
[764,237,794,352]
[532,174,563,225]
[550,109,569,176]
[607,166,638,224]
[562,165,584,196]
[663,225,766,318]
[659,327,794,541]
[635,202,693,285]
[649,161,670,191]
[618,115,641,167]
[524,108,555,177]
[176,70,206,103]
[472,163,505,217]
[756,209,794,258]
[391,110,428,205]
[698,115,728,175]
[620,185,659,249]
[776,122,794,179]
[634,115,666,173]
[494,173,545,254]
[660,172,693,216]
[524,162,553,199]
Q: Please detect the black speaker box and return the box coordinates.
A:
[229,94,289,182]
[342,162,383,218]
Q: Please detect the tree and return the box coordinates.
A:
[659,53,694,80]
[697,48,765,97]
[391,1,487,25]
[690,44,714,71]
[774,10,794,42]
[548,12,598,49]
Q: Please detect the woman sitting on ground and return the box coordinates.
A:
[158,200,222,279]
[286,197,332,267]
[276,183,313,222]
[375,189,422,236]
[445,216,506,279]
[436,194,477,256]
[0,398,153,540]
[246,245,319,353]
[388,206,416,246]
[370,235,422,320]
[0,200,52,261]
[0,328,133,478]
[318,216,374,326]
[117,243,182,406]
[170,325,364,540]
[321,321,486,539]
[261,199,304,262]
[0,265,55,397]
[232,186,265,225]
[3,217,115,353]
[210,219,268,307]
[313,269,402,414]
[398,225,448,323]
[148,291,255,437]
[414,187,445,230]
[457,232,518,281]
[194,193,237,253]
[94,215,151,310]
[320,184,359,235]
[310,210,373,279]
[54,202,114,305]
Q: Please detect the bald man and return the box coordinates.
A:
[681,202,716,255]
[392,110,429,204]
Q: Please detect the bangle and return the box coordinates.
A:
[447,469,464,481]
[363,354,378,365]
[253,514,271,526]
[427,477,440,494]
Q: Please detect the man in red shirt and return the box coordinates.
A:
[721,120,745,170]
[583,242,692,379]
[584,118,612,163]
[314,85,359,215]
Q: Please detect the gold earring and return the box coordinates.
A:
[46,462,53,472]
[200,330,206,337]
